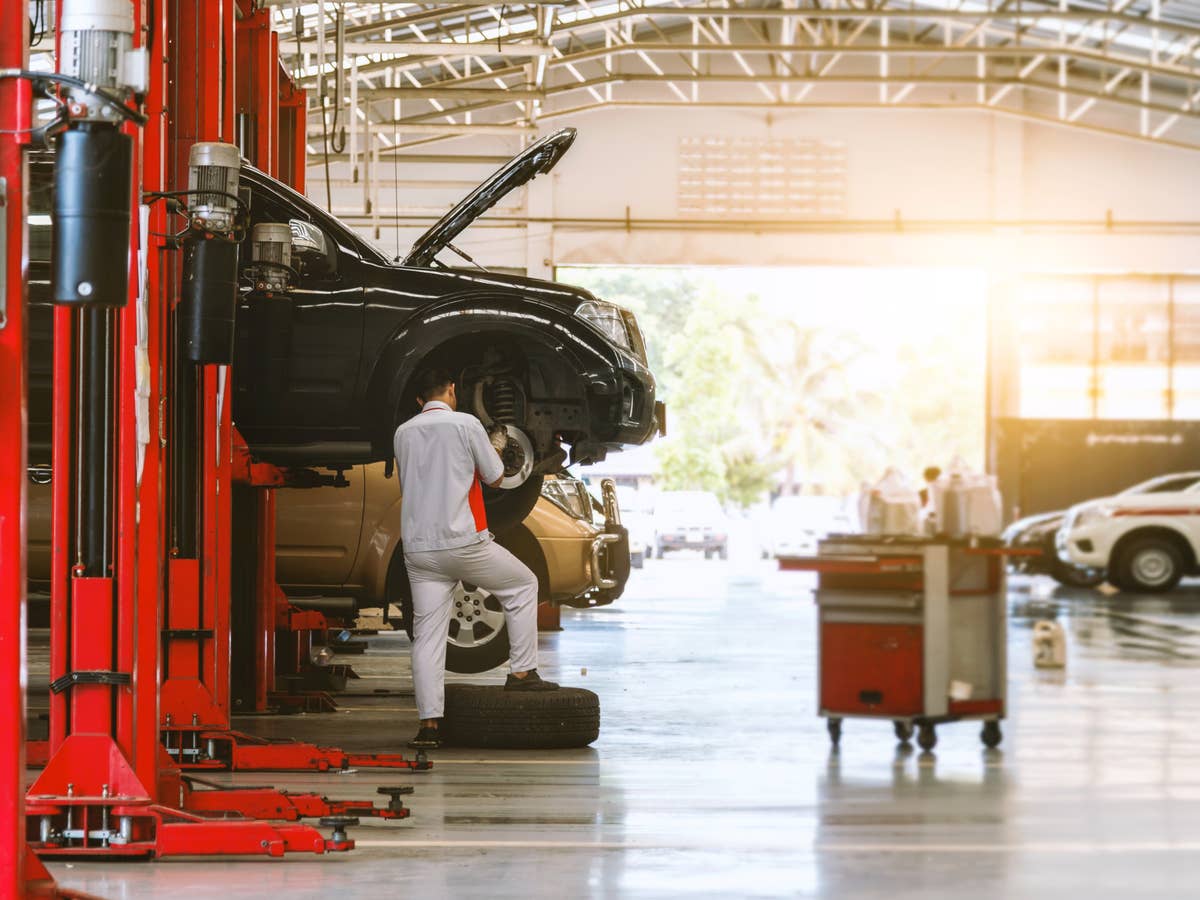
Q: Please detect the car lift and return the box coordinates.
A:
[9,0,422,864]
[1,5,66,896]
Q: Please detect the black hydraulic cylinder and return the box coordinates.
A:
[171,325,200,559]
[180,233,240,364]
[74,307,115,576]
[52,126,133,307]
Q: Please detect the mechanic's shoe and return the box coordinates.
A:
[407,726,442,749]
[504,669,559,691]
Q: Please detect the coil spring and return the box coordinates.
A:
[488,379,518,423]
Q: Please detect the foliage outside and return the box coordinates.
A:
[563,266,987,508]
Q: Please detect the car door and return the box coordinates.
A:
[274,465,366,590]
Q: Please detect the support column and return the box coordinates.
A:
[0,8,34,897]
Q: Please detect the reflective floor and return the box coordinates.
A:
[34,556,1200,898]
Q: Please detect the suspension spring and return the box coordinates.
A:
[488,379,518,423]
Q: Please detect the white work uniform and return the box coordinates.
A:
[394,400,539,720]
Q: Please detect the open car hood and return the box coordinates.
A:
[402,127,577,268]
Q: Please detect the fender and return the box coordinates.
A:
[361,493,404,611]
[362,292,624,453]
[1112,523,1198,568]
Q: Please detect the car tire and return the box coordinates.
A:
[718,544,728,561]
[630,549,645,570]
[1048,556,1106,589]
[441,684,600,749]
[481,473,545,533]
[1113,536,1186,593]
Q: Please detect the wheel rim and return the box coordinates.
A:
[1132,548,1176,586]
[447,583,506,648]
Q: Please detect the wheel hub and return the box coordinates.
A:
[449,583,506,648]
[1133,548,1175,586]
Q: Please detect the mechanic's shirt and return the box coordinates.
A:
[394,400,506,553]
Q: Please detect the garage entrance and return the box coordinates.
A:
[563,265,988,503]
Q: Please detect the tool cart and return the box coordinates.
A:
[781,536,1009,751]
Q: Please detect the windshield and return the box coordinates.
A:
[1120,474,1200,495]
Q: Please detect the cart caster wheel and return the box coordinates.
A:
[981,721,1002,749]
[827,718,843,747]
[893,721,913,743]
[917,723,937,752]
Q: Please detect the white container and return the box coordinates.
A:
[865,468,922,536]
[932,461,1004,539]
[1033,620,1067,669]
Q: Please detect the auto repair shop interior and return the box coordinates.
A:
[4,1,1200,898]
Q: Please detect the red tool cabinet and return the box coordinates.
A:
[782,536,1008,752]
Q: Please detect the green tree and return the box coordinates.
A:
[736,318,886,496]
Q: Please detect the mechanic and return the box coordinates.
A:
[395,368,559,750]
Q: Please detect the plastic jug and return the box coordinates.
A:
[932,458,1003,538]
[865,468,922,536]
[1033,620,1067,669]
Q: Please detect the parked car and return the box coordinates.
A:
[25,128,661,530]
[765,495,855,559]
[1003,511,1105,588]
[612,485,655,567]
[1057,471,1200,593]
[1007,472,1200,589]
[653,491,729,559]
[27,466,630,674]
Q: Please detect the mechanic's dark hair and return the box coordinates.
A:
[415,367,455,402]
[923,466,942,483]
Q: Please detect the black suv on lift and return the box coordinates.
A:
[27,128,661,527]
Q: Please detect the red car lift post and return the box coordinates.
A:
[153,0,427,775]
[0,7,70,896]
[24,0,360,857]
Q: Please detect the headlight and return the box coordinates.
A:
[576,299,631,350]
[1073,506,1112,527]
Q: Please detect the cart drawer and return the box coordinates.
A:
[820,622,923,716]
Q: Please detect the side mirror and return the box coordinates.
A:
[289,219,336,277]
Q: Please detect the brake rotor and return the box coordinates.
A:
[497,424,534,489]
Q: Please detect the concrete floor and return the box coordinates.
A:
[32,556,1200,898]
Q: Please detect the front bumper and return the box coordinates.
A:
[1056,524,1110,568]
[564,480,630,608]
[574,355,660,464]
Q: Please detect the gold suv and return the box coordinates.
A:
[27,467,630,674]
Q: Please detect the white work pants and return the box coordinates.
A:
[405,537,539,720]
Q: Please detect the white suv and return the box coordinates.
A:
[1058,472,1200,592]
